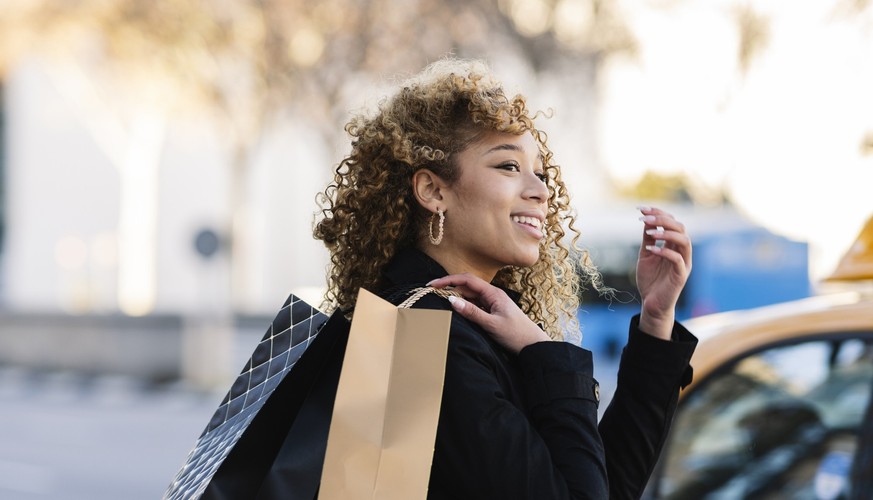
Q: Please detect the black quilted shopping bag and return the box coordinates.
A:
[164,294,343,500]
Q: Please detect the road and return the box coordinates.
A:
[0,352,619,500]
[0,368,218,500]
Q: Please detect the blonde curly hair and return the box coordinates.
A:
[314,59,600,341]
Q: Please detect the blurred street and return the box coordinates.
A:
[0,367,218,500]
[0,343,619,500]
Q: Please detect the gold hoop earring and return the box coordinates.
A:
[428,209,444,245]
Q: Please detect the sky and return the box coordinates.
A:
[6,0,873,317]
[599,0,873,280]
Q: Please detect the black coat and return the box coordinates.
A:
[381,248,697,500]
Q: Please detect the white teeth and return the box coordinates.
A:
[512,215,542,228]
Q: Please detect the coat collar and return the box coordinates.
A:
[382,247,522,303]
[383,247,450,286]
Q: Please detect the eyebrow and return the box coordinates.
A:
[482,143,545,161]
[483,143,524,155]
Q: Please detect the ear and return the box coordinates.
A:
[412,169,450,213]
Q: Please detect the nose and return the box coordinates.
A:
[523,171,549,203]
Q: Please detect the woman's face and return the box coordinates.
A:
[439,130,549,278]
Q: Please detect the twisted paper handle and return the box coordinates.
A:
[397,286,462,309]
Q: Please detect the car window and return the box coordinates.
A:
[654,337,873,499]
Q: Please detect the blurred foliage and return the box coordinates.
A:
[0,0,636,147]
[733,4,769,75]
[834,0,873,16]
[863,132,873,156]
[617,170,727,205]
[0,0,639,305]
[619,171,693,203]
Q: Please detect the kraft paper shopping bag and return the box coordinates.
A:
[319,288,452,500]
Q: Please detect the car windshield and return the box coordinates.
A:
[655,337,873,499]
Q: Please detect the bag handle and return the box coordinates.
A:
[397,286,461,309]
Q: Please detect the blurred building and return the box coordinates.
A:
[1,60,331,318]
[0,52,609,382]
[0,52,608,321]
[0,50,816,377]
[0,60,342,384]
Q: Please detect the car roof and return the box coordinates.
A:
[682,292,873,392]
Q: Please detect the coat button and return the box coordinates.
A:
[593,383,600,403]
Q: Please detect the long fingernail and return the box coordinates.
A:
[426,279,437,286]
[639,215,656,223]
[645,229,664,235]
[645,245,662,253]
[636,205,651,212]
[447,295,465,310]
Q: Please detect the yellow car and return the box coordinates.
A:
[646,217,873,499]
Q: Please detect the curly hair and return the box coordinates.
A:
[313,59,601,341]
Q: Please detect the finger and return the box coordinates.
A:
[638,206,683,229]
[638,206,674,218]
[642,231,693,269]
[436,283,490,309]
[658,231,692,267]
[639,213,686,235]
[638,205,681,227]
[642,226,664,246]
[643,244,690,273]
[447,295,495,330]
[644,228,690,249]
[428,274,506,308]
[646,226,692,264]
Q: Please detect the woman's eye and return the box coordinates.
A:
[535,172,547,182]
[497,163,520,172]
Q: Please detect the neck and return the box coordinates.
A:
[418,243,498,283]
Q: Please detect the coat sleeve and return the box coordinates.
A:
[598,314,697,500]
[429,315,608,499]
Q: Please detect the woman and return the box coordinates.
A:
[314,59,696,499]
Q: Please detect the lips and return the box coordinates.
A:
[511,215,542,229]
[511,214,545,239]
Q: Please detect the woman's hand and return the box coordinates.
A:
[636,207,693,340]
[427,273,551,354]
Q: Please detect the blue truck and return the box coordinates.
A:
[577,210,810,357]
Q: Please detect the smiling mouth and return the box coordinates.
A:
[511,215,542,229]
[511,215,545,238]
